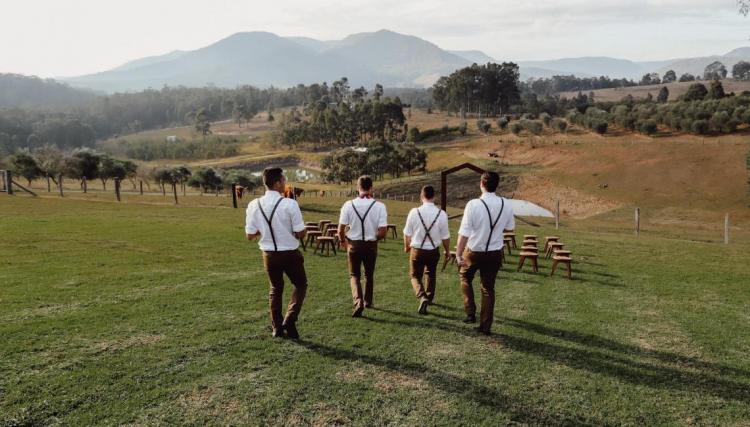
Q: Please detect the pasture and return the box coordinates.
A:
[2,193,749,425]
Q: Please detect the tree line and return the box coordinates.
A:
[320,140,427,183]
[432,63,521,117]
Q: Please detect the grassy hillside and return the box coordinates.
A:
[1,194,749,425]
[560,79,750,102]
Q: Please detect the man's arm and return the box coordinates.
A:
[246,231,261,241]
[290,201,307,239]
[455,234,469,267]
[376,204,388,240]
[442,238,451,256]
[338,223,349,249]
[245,200,260,241]
[404,235,412,252]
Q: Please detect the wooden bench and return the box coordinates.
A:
[314,236,337,256]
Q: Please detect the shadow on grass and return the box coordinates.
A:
[349,308,750,405]
[298,339,613,426]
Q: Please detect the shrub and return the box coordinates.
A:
[407,127,420,142]
[692,119,710,135]
[710,111,730,132]
[684,83,708,101]
[539,112,552,127]
[551,118,568,133]
[521,119,543,135]
[458,122,468,136]
[510,122,523,135]
[592,120,608,134]
[639,120,658,135]
[496,117,509,130]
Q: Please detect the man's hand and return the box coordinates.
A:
[246,232,260,241]
[404,245,411,253]
[456,255,467,268]
[340,238,349,250]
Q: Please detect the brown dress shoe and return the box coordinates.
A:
[283,322,299,339]
[352,305,364,318]
[272,328,285,338]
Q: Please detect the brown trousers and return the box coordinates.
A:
[347,240,378,308]
[263,250,308,332]
[409,248,440,301]
[459,250,503,333]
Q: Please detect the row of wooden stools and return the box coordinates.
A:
[300,220,339,256]
[504,232,573,279]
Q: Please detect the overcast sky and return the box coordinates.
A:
[1,0,747,77]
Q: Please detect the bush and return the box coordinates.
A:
[407,127,420,142]
[539,112,552,127]
[710,111,730,132]
[458,122,468,136]
[692,120,710,135]
[476,119,491,134]
[510,122,523,135]
[496,117,509,130]
[639,120,658,135]
[551,118,568,133]
[592,120,608,134]
[521,119,543,135]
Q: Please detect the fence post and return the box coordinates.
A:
[4,170,12,195]
[555,200,560,230]
[139,180,144,195]
[724,213,730,244]
[231,183,238,209]
[635,207,640,236]
[114,178,121,202]
[82,176,87,193]
[58,174,64,197]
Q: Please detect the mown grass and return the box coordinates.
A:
[1,194,749,425]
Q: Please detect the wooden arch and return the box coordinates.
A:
[440,162,485,211]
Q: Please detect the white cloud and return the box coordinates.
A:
[0,0,746,77]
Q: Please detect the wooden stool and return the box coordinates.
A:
[503,237,513,255]
[523,235,538,241]
[326,228,338,237]
[551,254,572,279]
[325,223,338,233]
[503,230,517,248]
[522,239,538,248]
[544,236,560,252]
[305,222,317,227]
[521,245,538,253]
[517,251,539,273]
[546,242,564,259]
[387,224,398,239]
[305,231,322,247]
[318,220,331,232]
[305,225,319,232]
[442,251,457,271]
[299,235,307,251]
[314,236,337,256]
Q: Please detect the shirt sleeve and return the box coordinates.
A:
[403,209,416,236]
[439,210,451,240]
[458,201,473,238]
[505,202,516,231]
[290,200,305,232]
[245,200,259,234]
[377,203,388,227]
[339,202,350,225]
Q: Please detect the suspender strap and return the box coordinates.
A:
[416,208,442,249]
[258,197,285,251]
[351,200,377,241]
[479,198,505,252]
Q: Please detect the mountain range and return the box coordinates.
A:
[60,29,750,93]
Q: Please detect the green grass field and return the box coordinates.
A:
[2,194,750,425]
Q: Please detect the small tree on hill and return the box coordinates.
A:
[678,73,696,82]
[733,61,750,80]
[10,150,41,186]
[708,80,725,99]
[704,61,727,80]
[684,83,708,101]
[657,86,669,103]
[662,70,677,83]
[640,73,660,85]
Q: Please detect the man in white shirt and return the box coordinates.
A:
[455,171,515,335]
[337,175,388,317]
[403,185,451,315]
[246,167,308,339]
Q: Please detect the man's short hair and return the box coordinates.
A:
[263,167,284,188]
[358,175,373,191]
[421,185,435,200]
[481,171,500,192]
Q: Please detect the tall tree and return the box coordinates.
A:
[732,60,750,80]
[662,70,677,83]
[704,61,727,80]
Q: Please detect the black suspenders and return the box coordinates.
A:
[351,200,377,241]
[416,208,442,249]
[479,198,505,252]
[258,197,285,251]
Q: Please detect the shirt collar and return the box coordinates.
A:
[265,190,282,197]
[480,191,497,199]
[422,201,435,206]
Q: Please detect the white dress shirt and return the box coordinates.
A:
[403,202,450,250]
[245,190,305,251]
[339,197,388,241]
[458,192,515,252]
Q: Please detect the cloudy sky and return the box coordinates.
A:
[1,0,747,77]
